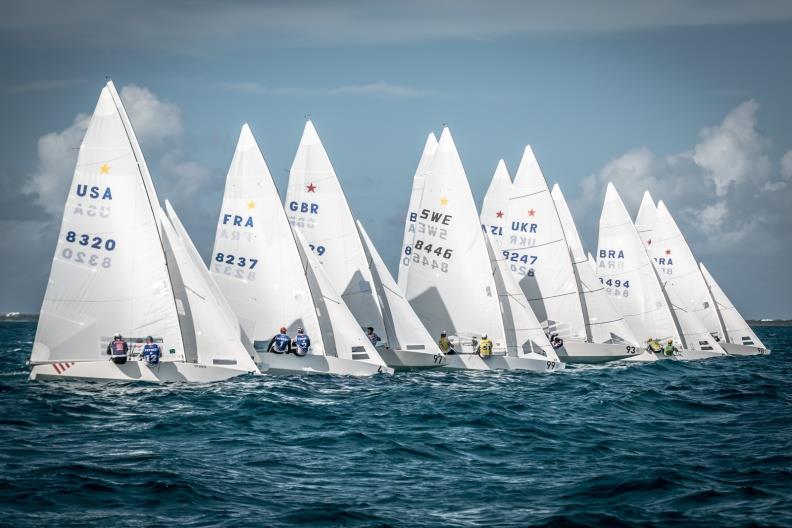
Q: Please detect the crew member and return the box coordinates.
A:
[549,333,564,349]
[646,337,662,354]
[141,336,161,366]
[268,327,291,354]
[106,333,129,365]
[663,339,678,357]
[438,331,456,355]
[294,328,310,357]
[366,327,381,347]
[477,334,493,358]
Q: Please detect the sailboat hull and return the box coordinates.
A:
[440,353,564,372]
[257,353,394,376]
[29,360,254,383]
[556,342,639,364]
[377,348,445,370]
[719,342,770,356]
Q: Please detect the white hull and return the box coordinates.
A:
[257,352,394,376]
[676,348,726,360]
[556,341,640,364]
[720,342,770,356]
[440,352,564,372]
[377,347,445,370]
[624,348,726,362]
[29,360,253,383]
[623,351,660,363]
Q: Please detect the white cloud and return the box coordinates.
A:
[119,84,183,144]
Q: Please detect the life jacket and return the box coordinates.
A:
[663,343,677,356]
[142,343,160,365]
[479,338,493,356]
[273,333,291,353]
[648,340,662,353]
[110,339,128,357]
[438,337,451,352]
[295,334,310,353]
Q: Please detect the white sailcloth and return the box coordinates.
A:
[597,183,681,344]
[505,146,586,341]
[403,128,506,350]
[700,263,765,348]
[480,159,512,246]
[551,184,637,345]
[285,121,385,335]
[211,124,325,353]
[159,206,258,371]
[651,201,725,350]
[398,133,437,291]
[635,191,656,249]
[587,252,597,274]
[31,82,184,364]
[356,220,442,355]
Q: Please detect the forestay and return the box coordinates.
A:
[31,82,184,364]
[597,183,681,344]
[403,128,506,350]
[211,124,325,353]
[285,121,385,335]
[700,263,765,348]
[505,147,586,341]
[551,185,636,345]
[357,221,442,355]
[398,133,437,291]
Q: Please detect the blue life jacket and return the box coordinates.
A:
[295,334,310,353]
[142,343,161,365]
[109,339,128,358]
[273,333,291,353]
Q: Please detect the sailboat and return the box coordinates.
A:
[30,82,259,382]
[398,133,438,291]
[647,200,727,356]
[403,129,562,371]
[597,183,725,361]
[700,263,769,355]
[284,122,438,369]
[501,146,639,363]
[211,124,392,375]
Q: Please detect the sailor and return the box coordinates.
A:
[646,337,662,354]
[438,331,456,355]
[477,334,493,358]
[663,339,678,357]
[268,327,291,354]
[294,328,310,357]
[549,332,564,349]
[366,327,381,347]
[106,333,129,365]
[141,336,161,366]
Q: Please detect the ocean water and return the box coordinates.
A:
[1,323,790,527]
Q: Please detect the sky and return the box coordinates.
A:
[1,0,792,318]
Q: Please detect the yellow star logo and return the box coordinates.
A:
[99,163,110,174]
[247,200,256,210]
[439,197,449,206]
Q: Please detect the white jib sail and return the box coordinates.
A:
[398,133,438,292]
[597,183,681,345]
[285,121,385,336]
[159,206,258,372]
[700,263,765,348]
[635,191,656,249]
[31,81,184,364]
[505,146,587,341]
[292,230,388,366]
[551,184,637,345]
[403,128,506,351]
[211,124,326,355]
[480,159,512,247]
[587,252,597,274]
[651,201,725,350]
[356,220,442,355]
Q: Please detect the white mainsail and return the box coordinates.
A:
[597,183,681,344]
[356,220,442,356]
[403,128,506,351]
[480,159,512,246]
[31,82,185,365]
[398,133,437,291]
[159,204,258,371]
[285,121,385,335]
[651,201,725,351]
[635,191,656,249]
[551,184,637,345]
[700,263,766,349]
[211,124,325,353]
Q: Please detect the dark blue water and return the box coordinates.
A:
[1,323,790,527]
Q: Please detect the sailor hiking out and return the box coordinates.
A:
[294,328,310,357]
[647,338,662,354]
[141,336,161,366]
[366,327,381,347]
[477,334,493,358]
[106,333,129,365]
[664,340,678,357]
[268,327,292,354]
[438,331,456,355]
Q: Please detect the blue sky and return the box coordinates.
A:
[2,1,792,317]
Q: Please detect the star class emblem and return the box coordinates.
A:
[665,249,672,255]
[495,211,504,218]
[306,183,316,193]
[527,208,536,217]
[247,200,256,210]
[439,197,449,206]
[99,163,110,174]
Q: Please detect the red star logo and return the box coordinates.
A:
[527,209,536,217]
[665,249,672,255]
[495,211,504,218]
[306,183,316,193]
[647,239,652,245]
